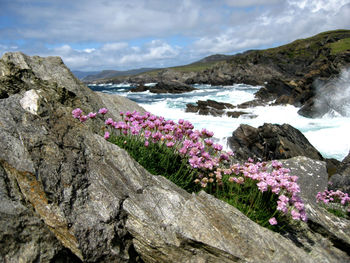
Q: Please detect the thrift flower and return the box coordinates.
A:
[72,108,83,118]
[269,217,278,225]
[104,131,110,140]
[98,108,108,114]
[88,112,97,118]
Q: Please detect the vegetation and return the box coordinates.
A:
[72,107,311,231]
[329,38,350,55]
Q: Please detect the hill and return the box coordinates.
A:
[81,67,158,82]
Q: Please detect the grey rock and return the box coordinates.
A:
[277,157,350,261]
[228,123,324,161]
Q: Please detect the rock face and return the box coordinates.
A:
[1,52,350,262]
[277,157,350,259]
[298,70,350,118]
[329,151,350,194]
[228,123,324,161]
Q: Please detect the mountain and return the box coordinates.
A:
[81,67,158,82]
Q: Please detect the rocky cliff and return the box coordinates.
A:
[1,52,350,262]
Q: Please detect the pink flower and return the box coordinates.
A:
[291,209,300,220]
[105,118,114,125]
[269,217,278,225]
[144,140,149,147]
[72,108,83,118]
[98,108,108,115]
[257,181,268,192]
[104,131,110,140]
[88,112,97,118]
[166,142,175,148]
[79,115,88,122]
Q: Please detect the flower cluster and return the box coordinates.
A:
[72,107,108,122]
[72,107,307,225]
[316,189,350,213]
[216,159,308,223]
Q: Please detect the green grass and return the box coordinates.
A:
[329,38,350,55]
[109,134,288,231]
[326,207,348,218]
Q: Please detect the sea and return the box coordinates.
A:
[89,83,350,161]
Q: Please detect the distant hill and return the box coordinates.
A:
[81,68,158,82]
[72,70,99,79]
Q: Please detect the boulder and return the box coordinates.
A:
[185,99,235,117]
[1,52,350,262]
[130,81,196,94]
[228,123,324,161]
[151,81,196,94]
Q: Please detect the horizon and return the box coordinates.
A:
[1,0,350,72]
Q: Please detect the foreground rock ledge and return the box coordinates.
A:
[1,52,350,262]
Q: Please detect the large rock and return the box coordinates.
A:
[277,157,350,259]
[131,81,196,94]
[185,99,236,117]
[228,123,324,161]
[1,52,350,262]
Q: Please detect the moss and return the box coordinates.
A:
[329,38,350,55]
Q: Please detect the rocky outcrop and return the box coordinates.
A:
[185,99,253,118]
[131,81,196,94]
[277,157,350,259]
[228,123,324,161]
[186,99,234,116]
[1,52,350,262]
[329,151,350,194]
[298,70,350,118]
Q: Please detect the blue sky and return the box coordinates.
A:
[1,0,349,71]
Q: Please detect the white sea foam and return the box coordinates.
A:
[144,82,157,87]
[141,101,350,161]
[91,82,349,161]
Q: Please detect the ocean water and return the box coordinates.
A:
[89,83,350,161]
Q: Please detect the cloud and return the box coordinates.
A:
[192,0,350,55]
[1,0,349,70]
[39,40,180,71]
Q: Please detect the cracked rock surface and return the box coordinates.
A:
[0,52,349,262]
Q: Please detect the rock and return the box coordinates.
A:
[329,151,350,194]
[185,99,235,117]
[298,72,350,118]
[130,81,197,94]
[276,157,350,260]
[226,111,251,118]
[228,123,324,161]
[150,81,196,94]
[130,84,149,93]
[255,78,294,102]
[1,52,350,262]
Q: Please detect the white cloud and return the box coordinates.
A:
[1,0,349,70]
[39,40,180,71]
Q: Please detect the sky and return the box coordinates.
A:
[0,0,349,71]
